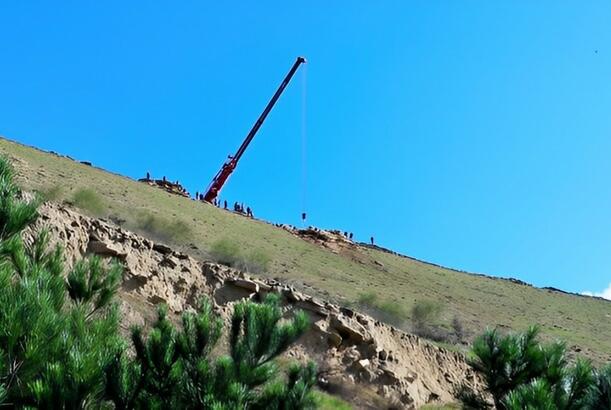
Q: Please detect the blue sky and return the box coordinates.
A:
[1,2,611,297]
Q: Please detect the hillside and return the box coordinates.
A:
[1,136,610,365]
[28,201,485,408]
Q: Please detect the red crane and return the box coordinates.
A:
[203,57,307,203]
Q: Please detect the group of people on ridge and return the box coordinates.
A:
[143,172,375,244]
[233,202,254,217]
[190,191,254,219]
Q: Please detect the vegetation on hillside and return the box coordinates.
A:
[354,294,467,347]
[39,184,63,202]
[129,209,193,244]
[355,291,407,327]
[0,155,317,408]
[71,187,107,216]
[210,238,272,274]
[460,326,611,409]
[106,294,316,409]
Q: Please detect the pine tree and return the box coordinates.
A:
[467,325,609,410]
[0,156,123,408]
[106,294,317,409]
[504,359,594,410]
[0,157,38,241]
[587,364,611,409]
[469,326,548,408]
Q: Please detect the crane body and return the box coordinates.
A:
[203,56,307,203]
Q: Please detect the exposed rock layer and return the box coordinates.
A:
[28,203,485,409]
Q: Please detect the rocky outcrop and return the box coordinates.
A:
[292,227,355,254]
[138,177,190,198]
[27,203,485,409]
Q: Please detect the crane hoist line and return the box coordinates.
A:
[203,56,307,204]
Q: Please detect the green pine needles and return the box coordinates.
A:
[106,296,316,409]
[0,156,123,408]
[0,155,317,409]
[462,325,611,409]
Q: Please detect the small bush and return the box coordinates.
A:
[39,184,63,202]
[410,300,455,342]
[411,299,443,329]
[131,211,192,243]
[451,315,464,342]
[209,238,272,274]
[238,248,271,274]
[71,188,106,216]
[355,292,406,327]
[210,238,242,266]
[377,300,407,324]
[357,291,377,306]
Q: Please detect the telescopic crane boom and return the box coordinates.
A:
[203,56,307,203]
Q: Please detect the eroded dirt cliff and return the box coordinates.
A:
[26,203,485,409]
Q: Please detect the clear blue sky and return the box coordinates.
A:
[1,2,610,297]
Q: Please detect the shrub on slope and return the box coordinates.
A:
[210,237,271,274]
[71,187,106,216]
[463,325,611,409]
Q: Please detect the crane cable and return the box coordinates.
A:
[301,62,308,225]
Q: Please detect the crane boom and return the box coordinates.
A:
[203,56,307,203]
